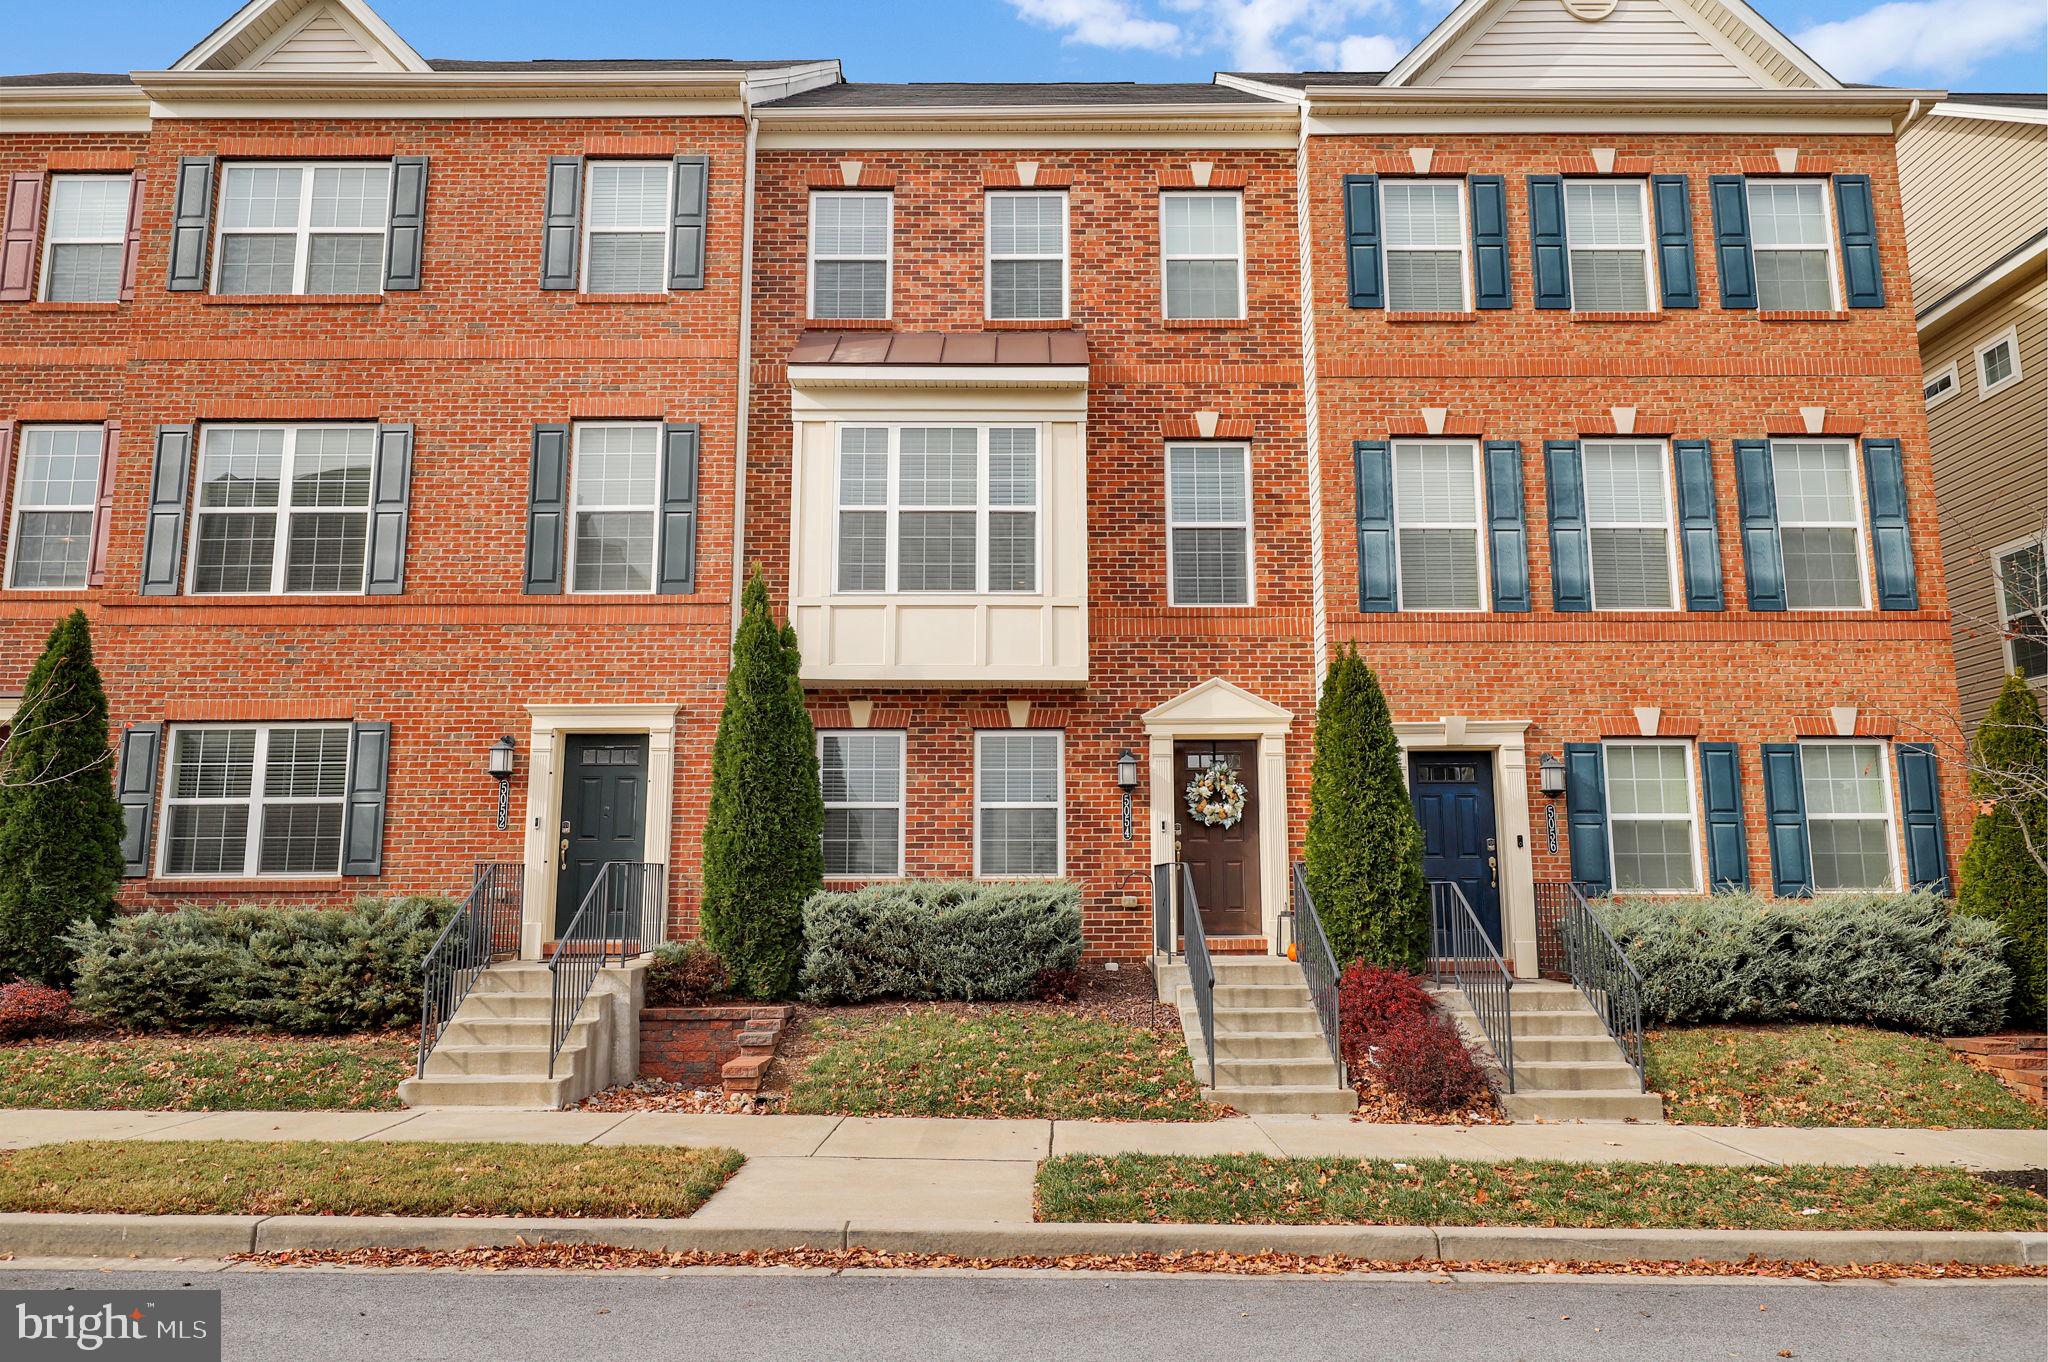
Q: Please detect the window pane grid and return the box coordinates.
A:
[583,162,671,294]
[41,175,130,303]
[1770,440,1866,609]
[1392,441,1484,610]
[1565,181,1653,312]
[1996,539,2047,679]
[1605,741,1699,892]
[1582,441,1676,610]
[1800,742,1895,890]
[811,192,891,319]
[1747,181,1835,311]
[988,193,1067,320]
[190,426,373,595]
[7,426,103,590]
[162,725,349,878]
[976,732,1061,877]
[1161,193,1244,320]
[1382,181,1467,312]
[819,732,903,877]
[1167,444,1251,605]
[216,162,388,296]
[834,426,1039,595]
[570,424,661,593]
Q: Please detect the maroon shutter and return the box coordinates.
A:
[0,422,15,569]
[88,421,118,586]
[118,173,145,302]
[0,172,45,302]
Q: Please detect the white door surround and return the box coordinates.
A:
[1394,718,1537,978]
[518,703,678,960]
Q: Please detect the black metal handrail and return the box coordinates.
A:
[548,860,664,1078]
[416,861,523,1078]
[1288,862,1345,1084]
[1559,881,1647,1089]
[1427,879,1515,1093]
[1154,861,1216,1087]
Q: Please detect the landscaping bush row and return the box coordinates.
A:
[798,880,1083,1004]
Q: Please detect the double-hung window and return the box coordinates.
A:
[1602,740,1700,893]
[1746,180,1838,311]
[987,191,1067,321]
[1770,439,1868,609]
[569,423,661,593]
[834,425,1040,595]
[1166,443,1252,606]
[160,723,352,878]
[5,426,102,590]
[1581,440,1679,610]
[582,162,670,294]
[1994,536,2046,681]
[1381,180,1468,311]
[39,174,130,303]
[216,162,390,296]
[810,191,891,320]
[1974,325,2022,399]
[1564,180,1654,312]
[1799,740,1897,890]
[1161,192,1244,320]
[819,731,905,877]
[190,425,374,595]
[1391,440,1485,609]
[976,730,1062,877]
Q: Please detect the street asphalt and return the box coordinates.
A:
[2,1266,2039,1361]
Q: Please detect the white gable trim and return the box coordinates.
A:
[174,0,430,74]
[241,2,407,73]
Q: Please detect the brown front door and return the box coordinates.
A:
[1175,739,1260,937]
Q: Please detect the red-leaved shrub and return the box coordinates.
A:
[1336,963,1437,1066]
[1336,962,1494,1113]
[0,980,72,1041]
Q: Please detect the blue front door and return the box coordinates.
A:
[1408,753,1501,952]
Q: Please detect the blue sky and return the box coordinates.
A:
[11,0,2045,90]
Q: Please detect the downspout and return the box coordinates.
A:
[731,94,761,640]
[1292,99,1329,689]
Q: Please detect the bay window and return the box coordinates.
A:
[834,425,1040,595]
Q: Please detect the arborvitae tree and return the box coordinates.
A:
[700,569,823,997]
[1957,672,2047,1028]
[0,610,125,985]
[1304,644,1431,971]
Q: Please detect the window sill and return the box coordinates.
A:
[143,877,347,894]
[983,318,1073,330]
[1162,317,1249,329]
[1570,311,1663,323]
[1384,311,1477,324]
[574,292,674,305]
[25,300,122,312]
[1758,310,1850,323]
[199,294,384,307]
[805,317,893,329]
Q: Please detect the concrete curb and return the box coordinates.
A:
[2,1214,2043,1266]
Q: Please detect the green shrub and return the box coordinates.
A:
[1957,672,2047,1029]
[65,897,454,1034]
[644,942,732,1007]
[799,880,1083,1004]
[1596,891,2010,1036]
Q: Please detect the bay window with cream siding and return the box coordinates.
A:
[189,426,375,595]
[986,191,1068,321]
[1160,192,1244,320]
[819,731,905,878]
[1581,440,1679,610]
[976,730,1063,878]
[215,162,390,296]
[159,724,352,878]
[6,426,102,590]
[39,175,130,303]
[1770,440,1870,609]
[1799,740,1898,890]
[582,162,671,294]
[1602,740,1701,893]
[1166,443,1252,606]
[1380,181,1468,311]
[833,425,1040,596]
[1564,180,1655,312]
[810,191,891,320]
[1391,440,1485,609]
[1746,180,1839,311]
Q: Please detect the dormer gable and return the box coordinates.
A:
[172,0,431,74]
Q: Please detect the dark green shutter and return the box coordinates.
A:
[1708,175,1756,309]
[342,721,390,877]
[115,723,161,878]
[1862,437,1918,610]
[1483,440,1529,611]
[1698,742,1748,891]
[1650,174,1698,308]
[1342,175,1382,309]
[540,157,583,290]
[1895,743,1948,892]
[1733,439,1784,611]
[1527,175,1570,310]
[1469,175,1510,309]
[366,424,413,595]
[1760,743,1812,896]
[1673,438,1723,610]
[382,155,429,291]
[657,422,700,594]
[1564,743,1610,896]
[523,424,569,594]
[1545,440,1590,611]
[139,425,193,595]
[166,156,216,292]
[1832,173,1884,308]
[1353,440,1395,611]
[668,155,708,291]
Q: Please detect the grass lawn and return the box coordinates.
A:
[0,1033,412,1111]
[788,1008,1217,1121]
[0,1140,743,1218]
[1645,1025,2048,1129]
[1035,1154,2048,1232]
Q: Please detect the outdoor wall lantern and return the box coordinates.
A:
[1116,747,1140,842]
[488,736,517,830]
[1537,753,1565,854]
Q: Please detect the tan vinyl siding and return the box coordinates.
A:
[1897,113,2048,305]
[1422,0,1764,89]
[1689,0,1820,89]
[250,13,386,72]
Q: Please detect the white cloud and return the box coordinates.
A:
[1795,0,2047,83]
[1012,0,1405,70]
[1009,0,1185,54]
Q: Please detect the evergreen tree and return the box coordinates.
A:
[700,569,823,997]
[1304,644,1431,971]
[0,610,125,986]
[1957,672,2047,1027]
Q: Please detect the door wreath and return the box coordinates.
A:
[1185,760,1249,828]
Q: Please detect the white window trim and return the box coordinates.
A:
[579,160,672,296]
[973,728,1066,880]
[1379,178,1472,313]
[1974,324,2024,400]
[1159,190,1247,322]
[1922,359,1960,408]
[1390,438,1489,611]
[985,189,1069,322]
[37,173,130,304]
[1991,531,2047,684]
[566,421,663,596]
[4,423,102,593]
[830,423,1045,598]
[210,161,389,297]
[185,424,377,598]
[1601,738,1704,895]
[1582,438,1683,612]
[1797,737,1902,892]
[154,722,353,881]
[1770,436,1874,612]
[1746,177,1843,312]
[817,729,907,880]
[808,189,893,321]
[1165,441,1256,608]
[1563,178,1658,315]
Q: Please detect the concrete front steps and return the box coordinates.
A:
[1436,978,1666,1122]
[1155,955,1357,1116]
[397,961,616,1110]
